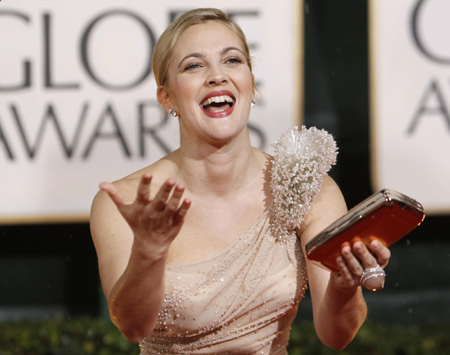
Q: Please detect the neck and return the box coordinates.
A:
[174,127,262,198]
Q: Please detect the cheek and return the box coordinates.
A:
[239,68,254,92]
[172,78,202,104]
[241,74,254,95]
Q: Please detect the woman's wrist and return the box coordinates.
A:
[131,237,169,266]
[323,273,366,316]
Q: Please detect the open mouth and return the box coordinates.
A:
[200,95,235,113]
[199,90,236,118]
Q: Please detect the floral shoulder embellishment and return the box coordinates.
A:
[270,126,338,240]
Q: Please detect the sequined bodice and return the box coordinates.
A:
[139,209,307,355]
[139,126,337,354]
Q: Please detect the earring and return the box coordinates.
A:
[251,98,256,108]
[169,108,178,117]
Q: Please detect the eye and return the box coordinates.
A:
[225,57,243,65]
[184,63,202,71]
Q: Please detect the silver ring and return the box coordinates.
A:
[360,264,386,291]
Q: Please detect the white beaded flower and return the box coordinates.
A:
[270,126,338,240]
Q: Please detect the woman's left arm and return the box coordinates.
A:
[297,176,391,351]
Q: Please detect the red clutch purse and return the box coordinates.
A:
[305,189,425,273]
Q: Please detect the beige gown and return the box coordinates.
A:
[139,208,306,355]
[139,127,337,355]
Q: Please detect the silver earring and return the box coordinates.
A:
[169,108,178,117]
[251,98,256,108]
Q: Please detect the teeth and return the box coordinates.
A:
[201,95,234,107]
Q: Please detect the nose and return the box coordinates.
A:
[207,65,228,86]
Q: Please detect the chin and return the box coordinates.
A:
[205,122,249,144]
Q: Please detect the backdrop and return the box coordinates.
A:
[0,0,302,223]
[370,0,450,214]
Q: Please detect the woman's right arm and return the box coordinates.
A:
[90,174,191,343]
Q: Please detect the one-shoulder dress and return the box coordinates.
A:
[139,127,338,355]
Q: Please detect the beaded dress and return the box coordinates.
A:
[139,127,337,355]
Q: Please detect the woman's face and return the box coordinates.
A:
[160,21,254,144]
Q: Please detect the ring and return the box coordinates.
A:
[360,264,386,291]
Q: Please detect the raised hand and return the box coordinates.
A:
[99,173,191,257]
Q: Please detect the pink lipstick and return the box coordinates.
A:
[199,90,236,118]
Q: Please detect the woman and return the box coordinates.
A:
[90,8,391,354]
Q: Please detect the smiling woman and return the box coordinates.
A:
[89,7,392,355]
[156,20,254,143]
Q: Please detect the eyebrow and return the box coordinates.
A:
[177,47,245,69]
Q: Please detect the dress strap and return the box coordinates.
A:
[269,126,338,241]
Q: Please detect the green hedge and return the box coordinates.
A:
[288,321,450,355]
[0,317,137,355]
[1,317,449,354]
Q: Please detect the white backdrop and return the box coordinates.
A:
[370,0,450,214]
[0,0,302,223]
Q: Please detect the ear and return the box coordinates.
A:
[157,86,175,112]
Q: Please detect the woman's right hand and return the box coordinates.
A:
[99,173,191,258]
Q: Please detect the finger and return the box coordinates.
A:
[99,182,128,210]
[173,198,191,225]
[369,240,391,268]
[162,184,186,217]
[152,179,176,210]
[336,255,358,285]
[341,244,364,277]
[352,241,379,269]
[136,173,152,204]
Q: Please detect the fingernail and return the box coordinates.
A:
[354,242,363,250]
[372,241,379,248]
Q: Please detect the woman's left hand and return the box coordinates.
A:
[331,239,391,291]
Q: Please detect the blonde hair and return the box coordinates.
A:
[152,8,254,90]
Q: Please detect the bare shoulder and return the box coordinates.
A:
[311,176,347,215]
[298,175,348,245]
[90,171,143,233]
[93,151,178,205]
[89,179,136,299]
[89,153,179,298]
[90,152,179,239]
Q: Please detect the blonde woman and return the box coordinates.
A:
[90,8,391,354]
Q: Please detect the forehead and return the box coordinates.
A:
[172,21,244,58]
